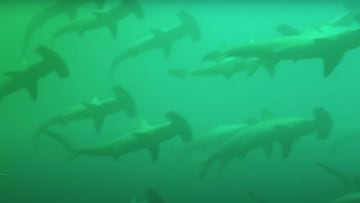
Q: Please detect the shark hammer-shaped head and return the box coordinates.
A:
[177,10,201,42]
[313,107,333,140]
[36,46,69,78]
[113,85,137,117]
[166,111,192,142]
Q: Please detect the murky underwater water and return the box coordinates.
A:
[0,1,360,203]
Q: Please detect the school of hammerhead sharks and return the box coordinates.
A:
[3,0,360,202]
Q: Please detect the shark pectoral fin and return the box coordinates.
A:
[93,116,105,133]
[314,38,342,77]
[223,71,233,79]
[112,154,121,160]
[280,141,293,159]
[264,144,273,157]
[262,58,277,77]
[25,82,38,101]
[78,30,85,36]
[108,24,118,39]
[162,42,172,58]
[247,64,260,77]
[322,52,344,78]
[148,145,160,163]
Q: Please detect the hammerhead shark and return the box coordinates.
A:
[0,46,69,103]
[220,25,360,78]
[316,161,360,192]
[22,0,106,55]
[169,56,262,79]
[42,111,192,162]
[182,123,248,156]
[110,10,200,73]
[199,108,333,179]
[37,85,136,133]
[276,2,360,37]
[52,0,144,41]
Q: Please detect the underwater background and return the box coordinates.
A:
[1,0,360,203]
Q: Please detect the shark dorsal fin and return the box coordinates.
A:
[148,145,160,163]
[93,116,105,133]
[108,23,118,39]
[264,144,273,157]
[280,141,293,159]
[25,82,38,101]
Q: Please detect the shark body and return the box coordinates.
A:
[0,46,69,103]
[37,85,136,133]
[110,10,200,72]
[52,0,144,40]
[199,108,333,179]
[22,0,106,55]
[169,56,262,79]
[182,123,248,156]
[221,26,360,77]
[43,112,192,162]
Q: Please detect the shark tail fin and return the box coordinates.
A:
[166,111,192,142]
[177,10,201,42]
[312,107,333,140]
[36,46,69,78]
[123,0,145,19]
[146,189,165,203]
[41,128,77,158]
[113,85,137,117]
[168,68,190,78]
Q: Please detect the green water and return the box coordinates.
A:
[1,1,360,203]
